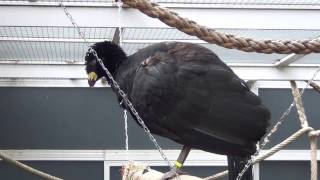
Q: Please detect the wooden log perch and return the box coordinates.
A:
[122,162,204,180]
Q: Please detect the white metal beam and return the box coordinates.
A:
[2,1,320,10]
[1,6,320,29]
[274,54,305,67]
[0,38,204,44]
[124,40,205,44]
[0,149,318,162]
[158,3,320,10]
[0,79,318,88]
[0,79,108,87]
[0,64,319,87]
[0,64,86,79]
[1,149,316,180]
[253,163,260,180]
[104,162,111,180]
[0,64,318,80]
[231,65,320,81]
[0,37,107,43]
[256,80,320,89]
[0,1,115,7]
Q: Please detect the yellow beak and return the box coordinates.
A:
[88,72,98,87]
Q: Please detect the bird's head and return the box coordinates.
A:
[85,41,127,87]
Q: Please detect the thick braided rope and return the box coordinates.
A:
[204,170,228,180]
[253,127,314,163]
[290,81,309,128]
[0,151,63,180]
[306,80,320,94]
[291,81,318,180]
[123,0,320,54]
[309,135,318,180]
[309,130,320,180]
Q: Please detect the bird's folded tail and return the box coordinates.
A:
[227,155,253,180]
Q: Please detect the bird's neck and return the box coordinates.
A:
[107,53,127,77]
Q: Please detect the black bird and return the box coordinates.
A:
[85,41,270,180]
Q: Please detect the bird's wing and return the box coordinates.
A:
[128,43,270,155]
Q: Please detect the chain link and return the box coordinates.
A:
[59,1,173,168]
[236,67,320,180]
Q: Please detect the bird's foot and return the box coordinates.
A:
[161,169,187,180]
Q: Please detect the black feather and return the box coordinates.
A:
[85,41,270,179]
[228,155,253,180]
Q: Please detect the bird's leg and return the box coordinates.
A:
[175,145,191,169]
[161,146,191,180]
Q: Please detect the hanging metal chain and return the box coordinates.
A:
[59,1,173,168]
[237,67,320,180]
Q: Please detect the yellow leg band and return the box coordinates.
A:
[175,161,183,168]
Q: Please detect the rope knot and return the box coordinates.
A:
[308,129,320,138]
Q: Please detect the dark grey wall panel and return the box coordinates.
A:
[260,161,320,180]
[1,87,319,150]
[0,161,103,180]
[0,87,179,149]
[111,166,228,179]
[259,89,320,149]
